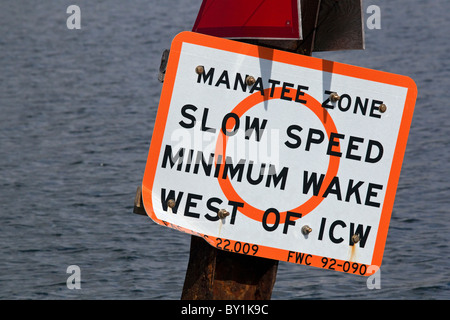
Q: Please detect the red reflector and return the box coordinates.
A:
[192,0,301,40]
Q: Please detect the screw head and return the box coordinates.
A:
[167,199,176,209]
[330,92,340,102]
[301,225,312,235]
[218,209,230,219]
[245,75,256,86]
[379,103,387,113]
[195,65,204,75]
[351,234,360,245]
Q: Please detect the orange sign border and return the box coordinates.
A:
[142,31,417,276]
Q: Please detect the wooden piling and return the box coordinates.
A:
[181,236,278,300]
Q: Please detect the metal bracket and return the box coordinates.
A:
[133,186,146,215]
[158,49,170,83]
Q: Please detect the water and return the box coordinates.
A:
[0,0,448,300]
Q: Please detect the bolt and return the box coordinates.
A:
[167,199,176,209]
[330,92,340,102]
[379,103,387,113]
[245,75,256,86]
[301,225,312,235]
[218,209,230,219]
[195,65,204,75]
[351,234,360,245]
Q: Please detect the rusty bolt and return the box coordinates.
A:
[218,209,230,219]
[195,65,204,75]
[301,225,312,235]
[379,103,387,113]
[245,75,256,86]
[330,92,340,102]
[351,234,360,245]
[167,199,176,209]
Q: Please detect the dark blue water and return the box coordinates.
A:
[0,0,449,299]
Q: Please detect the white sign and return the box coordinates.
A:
[142,31,417,276]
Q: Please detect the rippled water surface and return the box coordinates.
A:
[1,0,449,299]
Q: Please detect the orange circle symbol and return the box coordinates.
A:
[214,87,340,224]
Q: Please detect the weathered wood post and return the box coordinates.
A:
[135,0,366,300]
